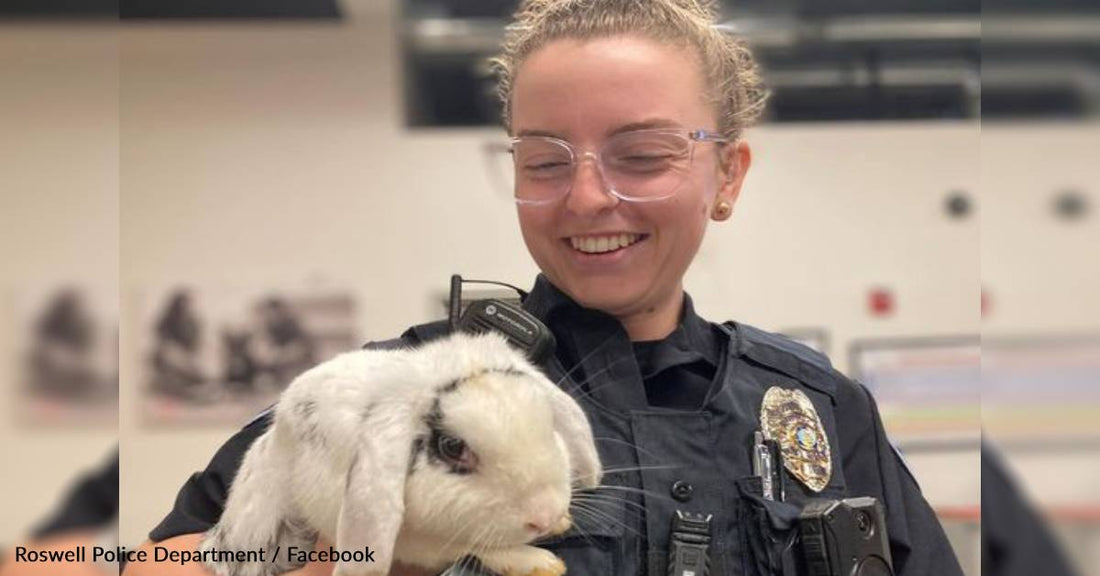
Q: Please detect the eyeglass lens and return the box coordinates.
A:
[507,131,694,203]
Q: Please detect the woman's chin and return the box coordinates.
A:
[566,283,645,317]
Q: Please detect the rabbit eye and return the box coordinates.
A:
[438,435,464,459]
[437,433,478,472]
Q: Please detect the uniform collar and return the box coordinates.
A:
[522,274,720,365]
[633,295,721,375]
[522,275,735,415]
[521,274,586,326]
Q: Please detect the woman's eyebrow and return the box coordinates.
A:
[608,118,682,136]
[515,128,564,138]
[515,119,683,140]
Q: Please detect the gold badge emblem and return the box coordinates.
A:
[760,387,832,492]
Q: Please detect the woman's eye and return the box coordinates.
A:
[523,160,571,174]
[526,161,566,170]
[625,154,669,162]
[614,153,675,171]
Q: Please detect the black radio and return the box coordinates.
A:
[448,275,556,365]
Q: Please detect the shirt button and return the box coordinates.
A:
[671,480,694,502]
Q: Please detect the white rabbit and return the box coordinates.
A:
[201,331,603,576]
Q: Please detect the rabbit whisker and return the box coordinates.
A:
[592,436,668,461]
[481,524,504,554]
[569,501,640,538]
[571,515,600,547]
[469,526,493,555]
[572,493,648,514]
[555,334,616,388]
[558,357,635,423]
[599,463,685,474]
[442,555,462,576]
[589,484,677,502]
[457,553,475,575]
[561,508,600,548]
[562,354,631,397]
[439,512,482,556]
[487,528,508,555]
[465,523,493,560]
[571,500,645,523]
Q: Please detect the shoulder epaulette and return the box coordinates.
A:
[725,321,842,400]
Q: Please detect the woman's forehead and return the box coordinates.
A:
[511,35,713,140]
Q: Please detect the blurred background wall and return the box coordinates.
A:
[0,25,119,544]
[1,0,1097,574]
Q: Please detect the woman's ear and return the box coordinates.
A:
[712,140,752,221]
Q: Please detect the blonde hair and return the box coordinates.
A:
[491,0,769,139]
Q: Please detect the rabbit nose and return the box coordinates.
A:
[524,520,549,535]
[526,511,572,536]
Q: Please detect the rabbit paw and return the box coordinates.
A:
[478,545,566,576]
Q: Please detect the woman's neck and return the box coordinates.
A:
[616,291,684,342]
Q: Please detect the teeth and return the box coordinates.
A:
[571,233,640,254]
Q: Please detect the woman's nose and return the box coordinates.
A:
[564,153,619,216]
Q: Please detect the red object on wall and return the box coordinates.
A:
[868,288,895,317]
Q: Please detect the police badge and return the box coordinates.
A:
[760,387,832,492]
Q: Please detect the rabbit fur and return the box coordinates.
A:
[201,331,603,576]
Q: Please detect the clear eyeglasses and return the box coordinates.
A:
[486,128,728,206]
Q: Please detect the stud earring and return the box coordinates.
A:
[712,200,733,221]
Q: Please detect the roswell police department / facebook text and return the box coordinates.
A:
[12,544,376,566]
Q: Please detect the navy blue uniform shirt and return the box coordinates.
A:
[982,442,1078,576]
[150,275,962,576]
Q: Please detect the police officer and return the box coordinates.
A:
[129,1,963,575]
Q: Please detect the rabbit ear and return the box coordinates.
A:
[334,419,414,576]
[539,382,603,489]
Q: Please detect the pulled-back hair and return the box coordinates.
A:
[491,0,769,139]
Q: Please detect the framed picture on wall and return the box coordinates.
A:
[11,286,118,427]
[137,285,360,426]
[849,335,980,449]
[982,334,1100,446]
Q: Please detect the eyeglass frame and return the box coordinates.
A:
[495,128,730,206]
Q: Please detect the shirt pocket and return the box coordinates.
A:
[736,476,802,576]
